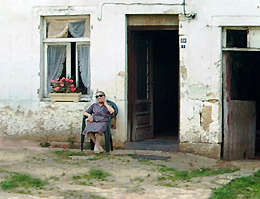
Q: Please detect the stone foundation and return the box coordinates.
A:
[179,142,221,159]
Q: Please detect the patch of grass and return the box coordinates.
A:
[87,154,108,161]
[131,177,145,183]
[157,182,177,187]
[73,169,111,186]
[157,165,239,183]
[49,176,60,181]
[0,172,48,192]
[210,169,260,199]
[40,142,51,147]
[89,194,107,199]
[61,190,107,199]
[136,158,153,165]
[53,150,86,159]
[157,164,176,173]
[88,169,111,180]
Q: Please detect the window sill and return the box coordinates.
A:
[40,96,92,102]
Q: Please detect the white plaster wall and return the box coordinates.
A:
[179,0,260,146]
[1,0,260,149]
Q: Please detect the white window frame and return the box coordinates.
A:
[222,27,260,51]
[42,16,91,99]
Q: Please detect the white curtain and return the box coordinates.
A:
[78,45,90,90]
[68,20,86,38]
[47,45,66,93]
[48,19,87,38]
[47,21,68,38]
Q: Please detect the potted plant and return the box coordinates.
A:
[50,77,81,102]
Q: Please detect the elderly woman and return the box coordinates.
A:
[82,91,114,153]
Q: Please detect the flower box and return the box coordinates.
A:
[50,93,81,102]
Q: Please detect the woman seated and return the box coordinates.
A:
[82,91,115,153]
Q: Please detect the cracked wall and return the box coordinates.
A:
[2,0,260,158]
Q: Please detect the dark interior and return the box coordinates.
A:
[152,30,179,137]
[226,29,248,48]
[228,51,260,156]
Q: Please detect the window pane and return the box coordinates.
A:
[226,29,247,48]
[46,17,90,38]
[71,42,76,81]
[77,45,90,94]
[47,45,66,93]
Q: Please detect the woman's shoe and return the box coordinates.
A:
[98,145,104,153]
[94,144,100,153]
[94,144,104,153]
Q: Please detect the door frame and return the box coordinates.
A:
[127,25,179,142]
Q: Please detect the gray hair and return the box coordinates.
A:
[96,91,105,96]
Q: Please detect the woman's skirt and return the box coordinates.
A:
[82,121,108,135]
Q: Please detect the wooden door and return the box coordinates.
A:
[223,52,256,160]
[128,31,154,141]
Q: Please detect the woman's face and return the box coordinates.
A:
[96,92,105,103]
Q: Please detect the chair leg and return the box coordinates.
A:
[90,139,95,150]
[105,131,110,153]
[110,134,113,151]
[80,134,85,151]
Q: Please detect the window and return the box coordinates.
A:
[42,16,90,97]
[226,29,248,48]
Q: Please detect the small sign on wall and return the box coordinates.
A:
[180,36,187,49]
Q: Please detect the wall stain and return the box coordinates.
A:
[200,106,213,131]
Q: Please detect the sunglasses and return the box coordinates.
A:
[96,94,104,98]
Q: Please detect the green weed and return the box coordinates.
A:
[73,169,111,186]
[131,177,145,183]
[210,169,260,199]
[61,190,107,199]
[136,158,153,165]
[0,172,48,192]
[88,169,111,180]
[89,194,107,199]
[157,165,239,183]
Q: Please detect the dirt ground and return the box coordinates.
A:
[0,140,259,199]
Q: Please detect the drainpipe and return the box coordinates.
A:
[97,1,196,21]
[183,0,196,19]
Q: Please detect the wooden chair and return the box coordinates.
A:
[81,100,118,152]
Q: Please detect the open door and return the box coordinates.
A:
[128,31,154,141]
[223,52,256,160]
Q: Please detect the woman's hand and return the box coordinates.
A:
[86,115,93,123]
[83,112,93,123]
[103,98,115,114]
[83,112,90,117]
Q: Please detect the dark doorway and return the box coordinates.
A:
[128,27,179,143]
[223,51,260,160]
[153,30,179,137]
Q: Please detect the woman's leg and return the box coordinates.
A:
[94,133,104,153]
[89,132,96,144]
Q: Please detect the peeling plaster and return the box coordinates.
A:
[200,105,213,131]
[180,65,187,80]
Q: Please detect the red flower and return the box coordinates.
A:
[69,79,73,83]
[70,88,76,92]
[60,83,64,87]
[70,84,74,88]
[54,87,60,91]
[60,77,65,82]
[65,78,69,82]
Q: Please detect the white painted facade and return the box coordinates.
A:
[1,0,260,158]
